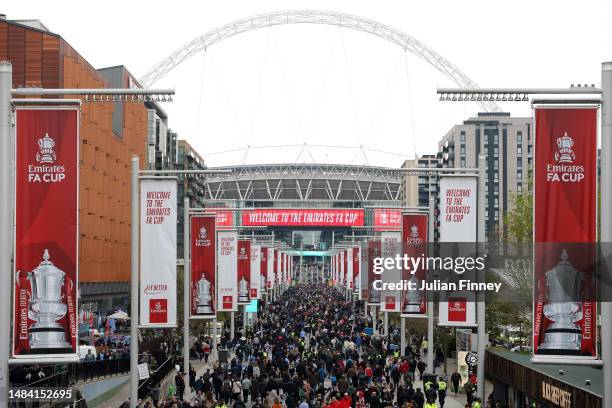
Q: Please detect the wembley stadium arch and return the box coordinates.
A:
[151,11,491,251]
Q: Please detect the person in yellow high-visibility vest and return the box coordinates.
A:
[424,401,436,408]
[437,376,447,407]
[472,397,482,408]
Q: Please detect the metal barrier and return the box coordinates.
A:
[137,356,176,401]
[9,358,131,389]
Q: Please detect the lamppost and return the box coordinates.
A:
[0,60,175,408]
[437,65,610,405]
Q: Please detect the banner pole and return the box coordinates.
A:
[130,155,139,408]
[427,195,434,374]
[0,61,13,408]
[477,153,487,401]
[369,305,374,335]
[601,61,612,408]
[400,317,406,357]
[183,196,190,387]
[230,311,235,343]
[384,311,388,336]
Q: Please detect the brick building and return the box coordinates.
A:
[0,17,147,310]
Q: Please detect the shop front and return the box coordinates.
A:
[485,349,601,408]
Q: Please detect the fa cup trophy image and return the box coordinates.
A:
[36,133,57,163]
[196,274,213,314]
[402,275,422,313]
[538,249,583,354]
[26,249,72,352]
[238,276,250,302]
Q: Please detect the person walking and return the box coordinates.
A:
[437,376,448,407]
[242,375,252,403]
[451,370,461,395]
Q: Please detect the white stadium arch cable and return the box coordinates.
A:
[139,10,501,113]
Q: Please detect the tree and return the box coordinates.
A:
[490,178,533,344]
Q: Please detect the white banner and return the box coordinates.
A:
[140,179,177,327]
[381,231,402,312]
[250,244,261,299]
[438,176,477,327]
[267,248,275,290]
[439,177,477,242]
[217,230,238,312]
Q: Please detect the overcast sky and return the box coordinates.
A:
[6,1,612,167]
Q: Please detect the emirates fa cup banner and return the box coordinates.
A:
[401,213,429,317]
[190,215,216,318]
[13,108,79,360]
[533,106,598,361]
[250,244,261,299]
[438,176,477,327]
[331,253,336,284]
[352,246,360,295]
[381,231,402,312]
[360,243,368,300]
[340,250,346,287]
[273,248,279,286]
[218,231,238,311]
[367,241,381,305]
[260,246,269,291]
[237,240,251,304]
[140,178,177,327]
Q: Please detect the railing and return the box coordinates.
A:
[9,358,131,389]
[137,356,176,401]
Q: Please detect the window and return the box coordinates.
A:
[460,158,466,167]
[494,172,499,181]
[460,146,466,155]
[517,157,522,169]
[517,145,522,155]
[460,131,466,143]
[517,171,523,180]
[517,131,523,144]
[494,210,499,220]
[517,184,523,194]
[494,147,499,156]
[494,197,499,207]
[493,134,499,144]
[494,159,499,170]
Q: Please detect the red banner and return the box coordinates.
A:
[261,247,269,289]
[533,106,598,359]
[373,208,402,231]
[215,210,233,228]
[366,241,381,305]
[237,240,251,304]
[401,213,428,317]
[13,108,79,358]
[191,215,216,317]
[447,298,467,322]
[343,249,348,287]
[352,247,359,291]
[241,208,364,227]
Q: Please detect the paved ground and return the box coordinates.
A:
[180,353,491,408]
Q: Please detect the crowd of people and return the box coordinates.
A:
[141,284,487,408]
